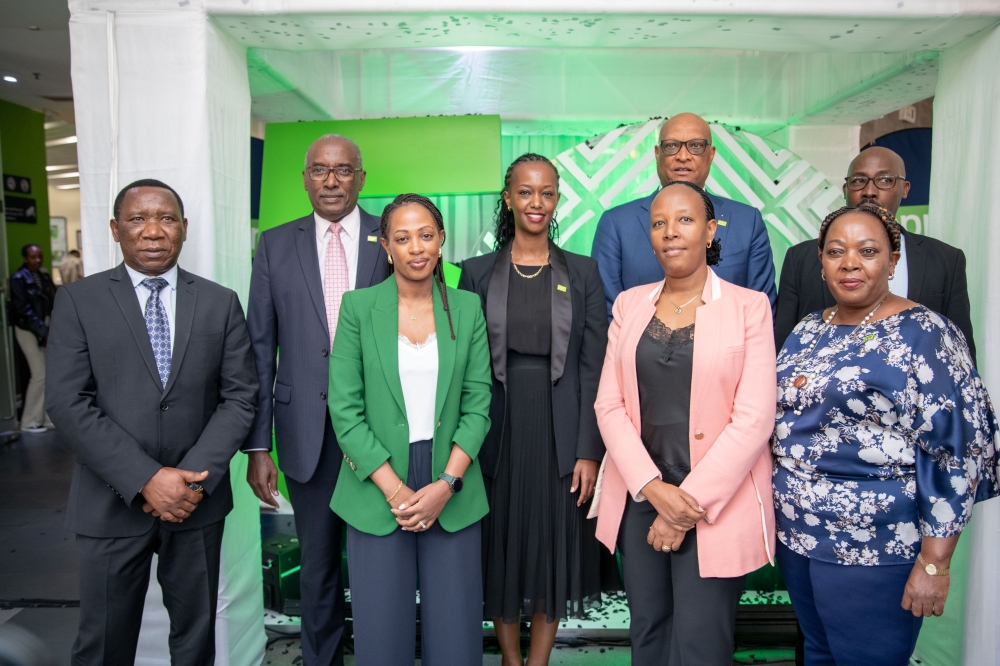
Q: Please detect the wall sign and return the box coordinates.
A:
[4,195,37,223]
[3,174,31,194]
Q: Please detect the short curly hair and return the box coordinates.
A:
[817,203,902,258]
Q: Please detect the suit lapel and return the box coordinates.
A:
[690,270,722,439]
[632,190,659,258]
[903,231,926,302]
[370,280,407,418]
[295,215,330,339]
[549,242,572,383]
[163,270,197,397]
[355,207,383,289]
[485,245,511,387]
[434,285,457,423]
[108,264,163,390]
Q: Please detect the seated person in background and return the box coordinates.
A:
[591,112,777,320]
[773,146,975,361]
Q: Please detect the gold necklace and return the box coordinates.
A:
[399,297,433,321]
[512,252,549,279]
[663,292,701,314]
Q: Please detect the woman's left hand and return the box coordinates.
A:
[392,480,453,531]
[901,563,951,617]
[571,459,600,506]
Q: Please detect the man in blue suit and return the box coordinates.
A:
[242,135,388,666]
[592,113,776,318]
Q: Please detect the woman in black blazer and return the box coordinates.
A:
[459,153,610,666]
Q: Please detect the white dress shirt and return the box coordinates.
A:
[125,263,178,353]
[398,334,439,443]
[888,233,908,298]
[315,206,361,291]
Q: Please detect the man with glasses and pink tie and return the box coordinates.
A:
[592,112,777,320]
[243,135,387,666]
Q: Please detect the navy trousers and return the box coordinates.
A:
[284,415,346,666]
[346,439,483,666]
[777,543,922,666]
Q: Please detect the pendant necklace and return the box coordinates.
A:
[664,292,701,314]
[400,298,432,321]
[789,292,890,414]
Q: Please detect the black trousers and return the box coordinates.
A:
[284,414,345,666]
[346,439,483,666]
[618,497,745,666]
[73,518,225,666]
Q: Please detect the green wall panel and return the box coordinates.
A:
[258,115,502,236]
[0,99,51,274]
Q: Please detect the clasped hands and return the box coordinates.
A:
[389,480,453,531]
[641,478,705,554]
[141,467,210,523]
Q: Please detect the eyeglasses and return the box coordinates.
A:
[306,165,361,182]
[845,174,906,191]
[658,139,711,156]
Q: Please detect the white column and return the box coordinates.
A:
[68,5,263,665]
[925,23,1000,666]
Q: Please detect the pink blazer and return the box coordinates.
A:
[592,269,777,578]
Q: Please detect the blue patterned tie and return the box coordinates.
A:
[141,277,171,388]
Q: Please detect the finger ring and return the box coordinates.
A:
[419,521,427,529]
[661,545,670,552]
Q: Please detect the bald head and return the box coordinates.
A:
[844,146,909,215]
[655,112,716,188]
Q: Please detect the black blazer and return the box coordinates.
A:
[458,242,607,479]
[44,264,259,538]
[243,208,388,482]
[774,230,976,363]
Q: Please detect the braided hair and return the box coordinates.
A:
[379,193,455,340]
[816,203,902,259]
[659,180,723,266]
[493,153,560,251]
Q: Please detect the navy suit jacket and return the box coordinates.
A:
[591,190,777,319]
[243,208,388,483]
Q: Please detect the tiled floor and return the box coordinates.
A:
[0,431,796,665]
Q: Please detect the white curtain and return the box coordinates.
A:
[68,7,263,665]
[923,22,1000,666]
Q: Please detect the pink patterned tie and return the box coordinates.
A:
[324,222,349,342]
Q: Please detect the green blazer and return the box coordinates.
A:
[328,277,492,536]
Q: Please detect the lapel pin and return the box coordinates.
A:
[367,235,378,242]
[557,284,567,292]
[717,219,727,227]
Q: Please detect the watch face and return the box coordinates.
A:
[926,563,938,576]
[452,477,463,493]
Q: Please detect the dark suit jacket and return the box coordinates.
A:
[45,264,259,538]
[591,190,777,319]
[773,230,976,363]
[243,208,388,482]
[458,242,607,479]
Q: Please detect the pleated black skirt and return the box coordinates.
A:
[482,352,605,623]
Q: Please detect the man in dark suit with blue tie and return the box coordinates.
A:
[592,113,777,317]
[242,134,387,666]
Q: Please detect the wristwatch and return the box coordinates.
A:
[917,553,949,576]
[438,472,463,494]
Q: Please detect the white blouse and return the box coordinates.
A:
[398,333,439,443]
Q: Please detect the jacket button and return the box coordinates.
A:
[694,431,704,440]
[437,421,441,428]
[321,349,329,357]
[160,403,168,411]
[320,392,327,400]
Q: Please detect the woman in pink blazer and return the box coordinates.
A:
[591,181,777,665]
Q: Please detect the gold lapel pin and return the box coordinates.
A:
[717,219,728,227]
[557,284,567,292]
[367,235,378,242]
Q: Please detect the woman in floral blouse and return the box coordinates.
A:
[772,203,998,666]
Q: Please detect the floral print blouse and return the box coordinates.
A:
[772,305,998,566]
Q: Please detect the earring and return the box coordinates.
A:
[438,250,443,258]
[821,273,826,282]
[707,242,711,249]
[889,273,894,280]
[388,255,393,265]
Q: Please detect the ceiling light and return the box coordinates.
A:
[56,184,80,190]
[3,76,16,83]
[46,164,77,172]
[45,135,77,147]
[48,171,80,179]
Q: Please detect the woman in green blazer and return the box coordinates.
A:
[328,193,492,665]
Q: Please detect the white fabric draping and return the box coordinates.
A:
[68,8,263,666]
[924,22,1000,666]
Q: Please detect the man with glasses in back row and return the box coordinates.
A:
[592,112,777,318]
[242,134,387,666]
[773,145,975,362]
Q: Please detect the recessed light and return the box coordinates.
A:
[48,171,80,179]
[3,76,16,83]
[45,136,77,147]
[56,183,80,190]
[28,25,40,31]
[46,164,77,172]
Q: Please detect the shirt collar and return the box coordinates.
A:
[315,205,361,242]
[125,263,179,291]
